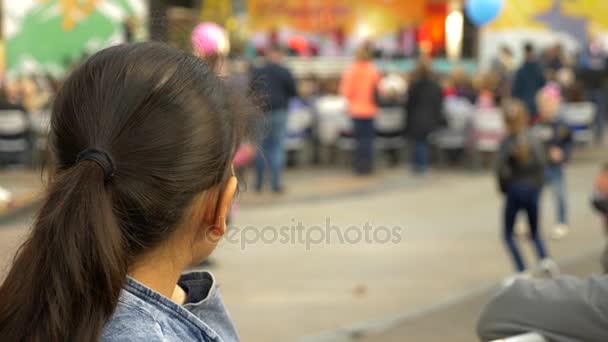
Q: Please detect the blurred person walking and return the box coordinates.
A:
[251,44,297,192]
[511,43,546,120]
[340,47,381,175]
[579,34,608,145]
[534,84,573,239]
[496,99,549,273]
[404,59,444,174]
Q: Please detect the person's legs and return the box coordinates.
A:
[412,137,429,173]
[416,137,429,172]
[554,167,567,225]
[268,110,288,192]
[546,166,568,225]
[254,125,268,192]
[525,187,548,261]
[419,138,429,171]
[409,138,418,172]
[352,118,366,174]
[504,187,526,272]
[589,88,606,144]
[359,119,375,174]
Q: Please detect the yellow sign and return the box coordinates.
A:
[247,0,425,35]
[488,0,608,32]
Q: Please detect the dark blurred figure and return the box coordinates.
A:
[0,82,33,167]
[491,46,514,102]
[512,43,546,120]
[496,99,548,272]
[340,47,381,175]
[545,43,565,72]
[404,59,444,174]
[579,34,607,145]
[251,44,297,193]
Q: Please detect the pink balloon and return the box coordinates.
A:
[191,22,228,56]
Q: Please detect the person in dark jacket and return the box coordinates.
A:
[0,83,33,167]
[496,99,548,273]
[251,44,298,193]
[511,43,546,119]
[579,34,608,144]
[404,59,444,174]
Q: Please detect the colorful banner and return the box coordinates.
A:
[488,0,608,37]
[246,0,425,35]
[3,0,148,77]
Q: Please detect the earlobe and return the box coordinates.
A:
[213,176,238,236]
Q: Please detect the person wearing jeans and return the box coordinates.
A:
[404,60,444,174]
[351,118,375,174]
[251,44,297,193]
[340,47,380,175]
[497,99,549,273]
[412,137,429,173]
[535,84,573,238]
[545,166,567,225]
[503,184,546,271]
[255,110,287,192]
[588,87,606,144]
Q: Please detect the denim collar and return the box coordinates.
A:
[124,271,235,341]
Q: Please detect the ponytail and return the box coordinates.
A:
[0,161,126,341]
[0,42,255,341]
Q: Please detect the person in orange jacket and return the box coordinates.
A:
[340,47,381,175]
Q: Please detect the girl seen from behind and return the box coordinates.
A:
[0,43,252,341]
[496,99,550,273]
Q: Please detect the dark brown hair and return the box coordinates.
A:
[503,98,530,164]
[0,42,251,341]
[411,58,433,81]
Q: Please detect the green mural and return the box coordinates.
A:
[4,0,147,76]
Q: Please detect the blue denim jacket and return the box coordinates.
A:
[102,271,239,341]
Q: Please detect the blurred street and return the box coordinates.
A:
[2,153,603,341]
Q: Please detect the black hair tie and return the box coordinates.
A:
[76,148,115,182]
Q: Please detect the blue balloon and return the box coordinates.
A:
[465,0,503,26]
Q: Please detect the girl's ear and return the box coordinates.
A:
[212,176,238,237]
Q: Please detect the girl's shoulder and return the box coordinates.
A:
[102,300,165,341]
[103,272,237,342]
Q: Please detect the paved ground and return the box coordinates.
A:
[0,152,606,341]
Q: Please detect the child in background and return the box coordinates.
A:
[496,99,549,273]
[534,83,573,239]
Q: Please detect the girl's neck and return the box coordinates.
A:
[128,245,188,303]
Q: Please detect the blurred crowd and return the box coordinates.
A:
[243,37,607,186]
[1,37,607,186]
